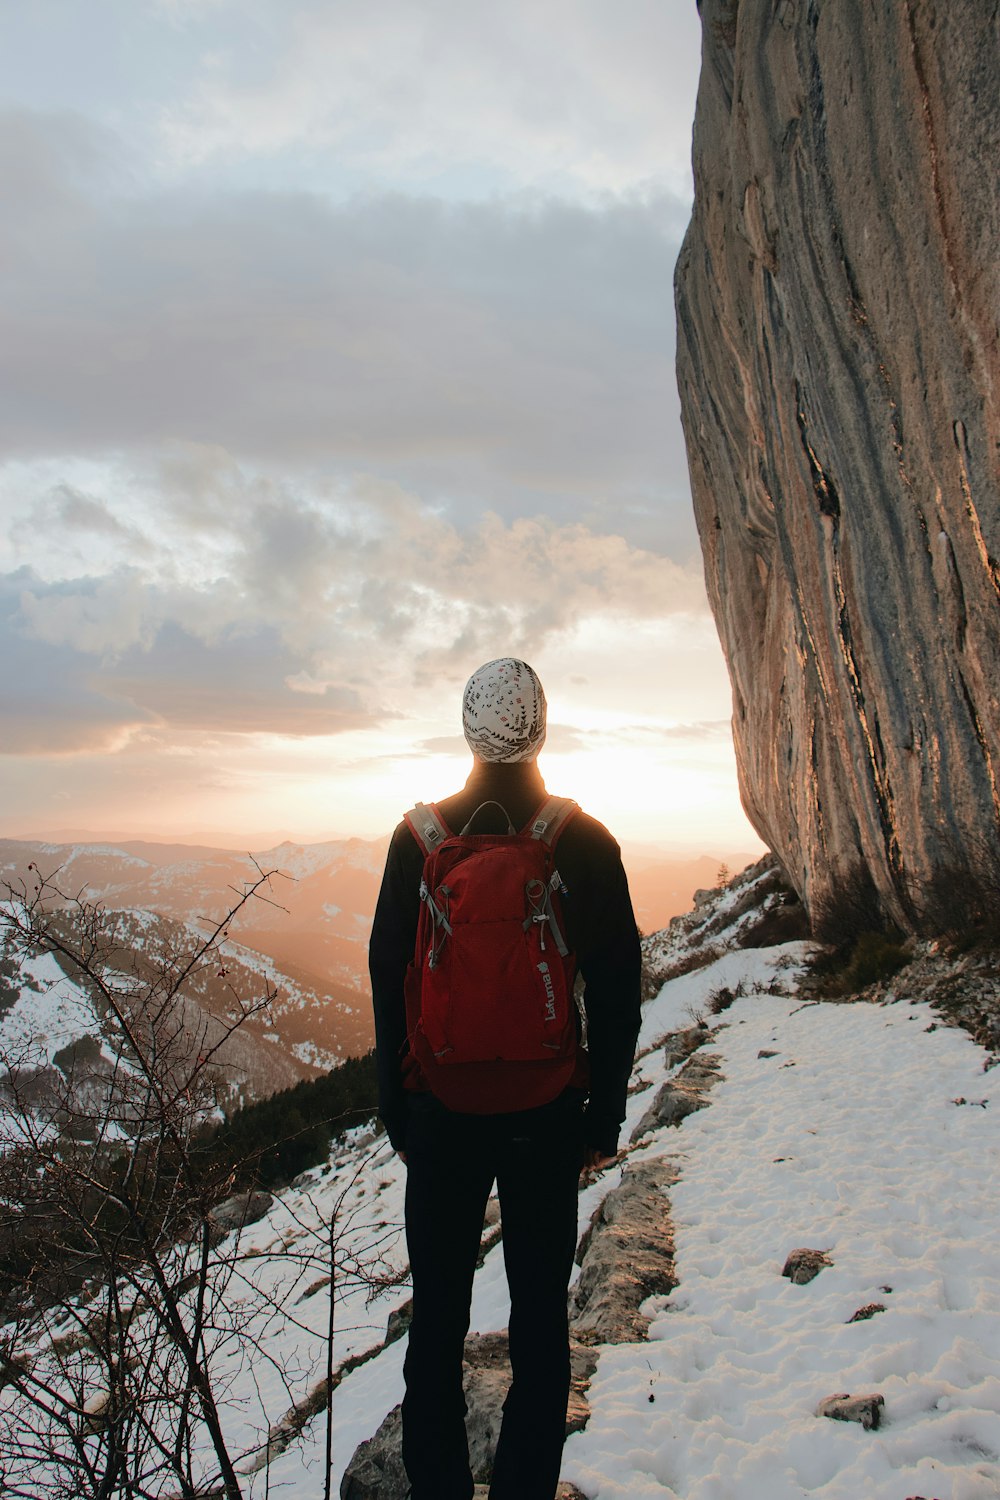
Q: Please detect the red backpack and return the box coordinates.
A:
[402,795,583,1113]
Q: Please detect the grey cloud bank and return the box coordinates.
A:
[2,110,690,550]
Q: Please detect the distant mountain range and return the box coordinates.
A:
[0,833,756,1106]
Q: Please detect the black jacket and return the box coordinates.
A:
[368,761,642,1157]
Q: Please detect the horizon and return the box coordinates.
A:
[0,820,765,868]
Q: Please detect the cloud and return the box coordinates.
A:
[96,622,375,736]
[0,474,711,754]
[159,0,701,197]
[17,569,159,657]
[0,573,380,753]
[652,719,733,742]
[0,108,119,230]
[44,484,141,541]
[153,0,229,13]
[0,110,693,552]
[0,571,152,753]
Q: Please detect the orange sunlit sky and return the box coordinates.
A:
[0,1,764,858]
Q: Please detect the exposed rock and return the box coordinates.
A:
[340,1332,597,1500]
[630,1081,704,1140]
[0,1350,29,1392]
[207,1190,273,1243]
[676,1051,723,1096]
[815,1392,885,1430]
[634,1021,710,1072]
[384,1297,412,1346]
[340,1404,408,1500]
[847,1302,886,1323]
[675,0,1000,934]
[571,1158,678,1343]
[782,1248,832,1284]
[659,1024,711,1070]
[630,1052,722,1143]
[891,943,1000,1062]
[477,1199,504,1265]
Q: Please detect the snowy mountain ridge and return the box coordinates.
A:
[0,834,383,1091]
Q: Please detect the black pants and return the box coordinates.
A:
[401,1089,585,1500]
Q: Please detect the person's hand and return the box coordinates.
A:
[398,1150,408,1165]
[580,1146,617,1181]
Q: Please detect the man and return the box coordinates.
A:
[369,657,641,1500]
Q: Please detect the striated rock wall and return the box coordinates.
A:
[675,0,1000,930]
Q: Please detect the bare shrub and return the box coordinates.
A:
[706,981,746,1016]
[808,929,912,999]
[809,862,887,948]
[0,865,403,1499]
[737,897,811,949]
[910,833,1000,947]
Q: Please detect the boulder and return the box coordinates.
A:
[675,0,1000,934]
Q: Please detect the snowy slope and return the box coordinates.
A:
[5,872,1000,1499]
[0,950,99,1065]
[563,969,1000,1500]
[253,894,1000,1498]
[0,835,382,1065]
[0,903,324,1111]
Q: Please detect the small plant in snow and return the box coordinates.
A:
[706,980,747,1015]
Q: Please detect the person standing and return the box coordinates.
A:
[369,658,641,1500]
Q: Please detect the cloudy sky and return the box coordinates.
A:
[0,0,761,855]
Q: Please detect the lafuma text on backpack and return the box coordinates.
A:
[402,795,582,1113]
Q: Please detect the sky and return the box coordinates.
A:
[0,0,763,856]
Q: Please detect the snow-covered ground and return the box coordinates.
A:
[563,955,1000,1500]
[0,949,102,1064]
[6,874,1000,1499]
[237,922,1000,1499]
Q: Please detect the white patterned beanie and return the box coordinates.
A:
[462,658,547,763]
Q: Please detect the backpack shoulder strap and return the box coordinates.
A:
[403,802,452,856]
[526,795,579,849]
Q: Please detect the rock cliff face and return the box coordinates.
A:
[675,0,1000,930]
